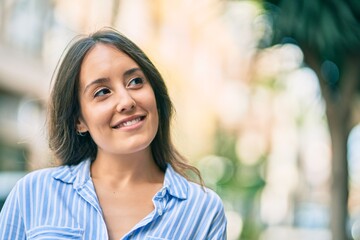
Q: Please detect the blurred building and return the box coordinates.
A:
[1,1,348,239]
[0,0,54,207]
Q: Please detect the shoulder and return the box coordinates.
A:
[13,163,82,195]
[11,166,63,193]
[16,160,89,188]
[168,173,227,231]
[187,181,224,208]
[17,166,60,184]
[165,164,224,208]
[2,166,66,209]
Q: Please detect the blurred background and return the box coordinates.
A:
[0,0,359,239]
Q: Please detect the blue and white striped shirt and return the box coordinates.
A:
[0,160,227,239]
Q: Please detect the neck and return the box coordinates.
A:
[90,148,164,188]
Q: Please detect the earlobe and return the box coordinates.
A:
[76,117,88,133]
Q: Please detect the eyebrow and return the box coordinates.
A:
[124,67,142,78]
[83,67,143,94]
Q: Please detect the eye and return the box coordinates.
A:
[94,88,111,98]
[127,77,144,88]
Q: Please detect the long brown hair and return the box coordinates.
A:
[48,27,203,184]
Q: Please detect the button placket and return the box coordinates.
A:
[154,187,167,216]
[161,188,166,197]
[155,196,163,216]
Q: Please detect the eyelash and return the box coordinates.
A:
[127,77,144,87]
[93,77,145,98]
[94,88,111,98]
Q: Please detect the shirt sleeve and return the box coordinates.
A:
[206,195,227,240]
[0,182,26,240]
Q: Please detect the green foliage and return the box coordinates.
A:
[213,126,266,240]
[260,1,360,239]
[264,0,360,61]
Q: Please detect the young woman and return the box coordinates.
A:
[0,28,227,240]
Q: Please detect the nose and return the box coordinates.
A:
[115,90,136,113]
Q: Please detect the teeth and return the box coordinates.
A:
[121,117,141,127]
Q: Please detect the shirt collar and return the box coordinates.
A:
[163,164,188,200]
[52,159,91,189]
[52,159,189,199]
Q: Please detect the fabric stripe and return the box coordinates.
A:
[0,160,226,239]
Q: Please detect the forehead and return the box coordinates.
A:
[79,43,140,81]
[82,43,135,67]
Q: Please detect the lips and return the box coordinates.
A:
[112,115,146,129]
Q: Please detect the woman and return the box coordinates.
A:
[0,28,227,239]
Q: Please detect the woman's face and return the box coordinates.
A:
[76,43,159,157]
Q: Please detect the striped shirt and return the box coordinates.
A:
[0,159,227,239]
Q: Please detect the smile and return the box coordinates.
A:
[112,116,146,129]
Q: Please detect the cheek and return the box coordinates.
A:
[153,110,159,129]
[140,88,158,118]
[150,98,159,122]
[81,102,113,127]
[143,95,159,131]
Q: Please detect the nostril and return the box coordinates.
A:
[118,100,136,113]
[131,101,136,109]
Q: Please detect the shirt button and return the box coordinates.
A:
[158,209,163,215]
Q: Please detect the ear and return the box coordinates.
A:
[76,117,88,133]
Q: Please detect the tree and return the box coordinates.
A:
[262,0,360,239]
